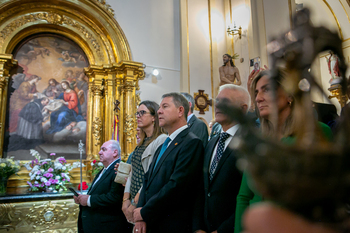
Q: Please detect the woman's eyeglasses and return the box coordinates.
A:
[135,110,151,117]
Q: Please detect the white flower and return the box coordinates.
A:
[29,172,32,177]
[54,162,63,170]
[40,177,47,183]
[91,162,94,166]
[98,162,103,166]
[34,181,38,184]
[62,166,66,170]
[30,174,36,180]
[55,176,61,180]
[32,165,39,172]
[24,163,32,171]
[40,169,45,173]
[36,176,41,180]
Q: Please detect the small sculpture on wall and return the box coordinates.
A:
[194,90,210,114]
[326,51,341,84]
[219,54,241,86]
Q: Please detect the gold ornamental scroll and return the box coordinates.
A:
[0,55,17,157]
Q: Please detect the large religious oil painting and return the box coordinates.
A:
[4,34,89,160]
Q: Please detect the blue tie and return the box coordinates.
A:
[153,137,171,171]
[209,132,230,180]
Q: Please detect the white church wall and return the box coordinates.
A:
[111,0,181,105]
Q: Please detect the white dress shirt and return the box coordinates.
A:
[209,124,240,167]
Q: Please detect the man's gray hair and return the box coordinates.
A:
[162,92,189,119]
[218,84,251,113]
[180,92,195,113]
[108,140,121,156]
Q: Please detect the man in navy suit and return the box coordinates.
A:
[181,92,209,147]
[193,84,251,233]
[133,92,204,233]
[74,140,130,233]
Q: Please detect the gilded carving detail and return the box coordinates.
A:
[124,115,134,143]
[92,117,102,146]
[136,92,141,107]
[91,85,104,96]
[0,204,18,230]
[91,0,115,16]
[0,12,100,53]
[25,201,78,229]
[124,80,135,92]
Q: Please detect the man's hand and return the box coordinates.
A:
[195,230,207,233]
[133,207,143,222]
[211,231,217,233]
[134,221,147,233]
[122,199,132,221]
[78,195,89,206]
[114,163,119,174]
[73,195,80,204]
[126,204,136,223]
[243,203,337,233]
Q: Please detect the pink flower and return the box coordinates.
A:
[62,179,66,181]
[36,171,41,175]
[27,181,32,187]
[50,153,56,156]
[34,184,40,187]
[45,181,51,187]
[47,168,54,173]
[41,161,47,165]
[58,157,66,164]
[44,173,53,178]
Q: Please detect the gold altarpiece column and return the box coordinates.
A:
[0,0,144,232]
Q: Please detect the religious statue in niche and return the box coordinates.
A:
[4,35,89,160]
[326,51,341,84]
[219,54,241,86]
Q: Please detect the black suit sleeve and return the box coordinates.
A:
[140,138,204,223]
[90,172,124,208]
[192,172,206,232]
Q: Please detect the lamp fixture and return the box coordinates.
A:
[227,24,242,39]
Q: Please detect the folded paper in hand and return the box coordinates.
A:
[114,162,131,185]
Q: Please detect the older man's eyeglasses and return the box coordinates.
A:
[135,110,151,117]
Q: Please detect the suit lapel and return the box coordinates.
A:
[209,136,237,184]
[147,129,188,188]
[88,159,119,194]
[187,115,196,129]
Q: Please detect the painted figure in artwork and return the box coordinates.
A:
[9,75,41,133]
[45,81,84,134]
[42,78,63,98]
[219,54,242,86]
[326,51,341,84]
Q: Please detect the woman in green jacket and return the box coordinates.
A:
[234,70,333,233]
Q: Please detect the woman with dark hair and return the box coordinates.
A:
[234,70,333,233]
[46,81,83,134]
[122,100,167,227]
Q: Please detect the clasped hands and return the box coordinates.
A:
[132,208,147,233]
[73,194,89,206]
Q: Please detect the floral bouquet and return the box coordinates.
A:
[0,157,21,194]
[24,150,81,192]
[90,159,104,177]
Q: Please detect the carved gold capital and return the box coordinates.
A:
[91,85,104,96]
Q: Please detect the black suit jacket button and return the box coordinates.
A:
[208,193,211,197]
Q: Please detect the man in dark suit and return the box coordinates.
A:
[193,84,251,233]
[74,140,130,233]
[181,92,209,147]
[133,92,204,233]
